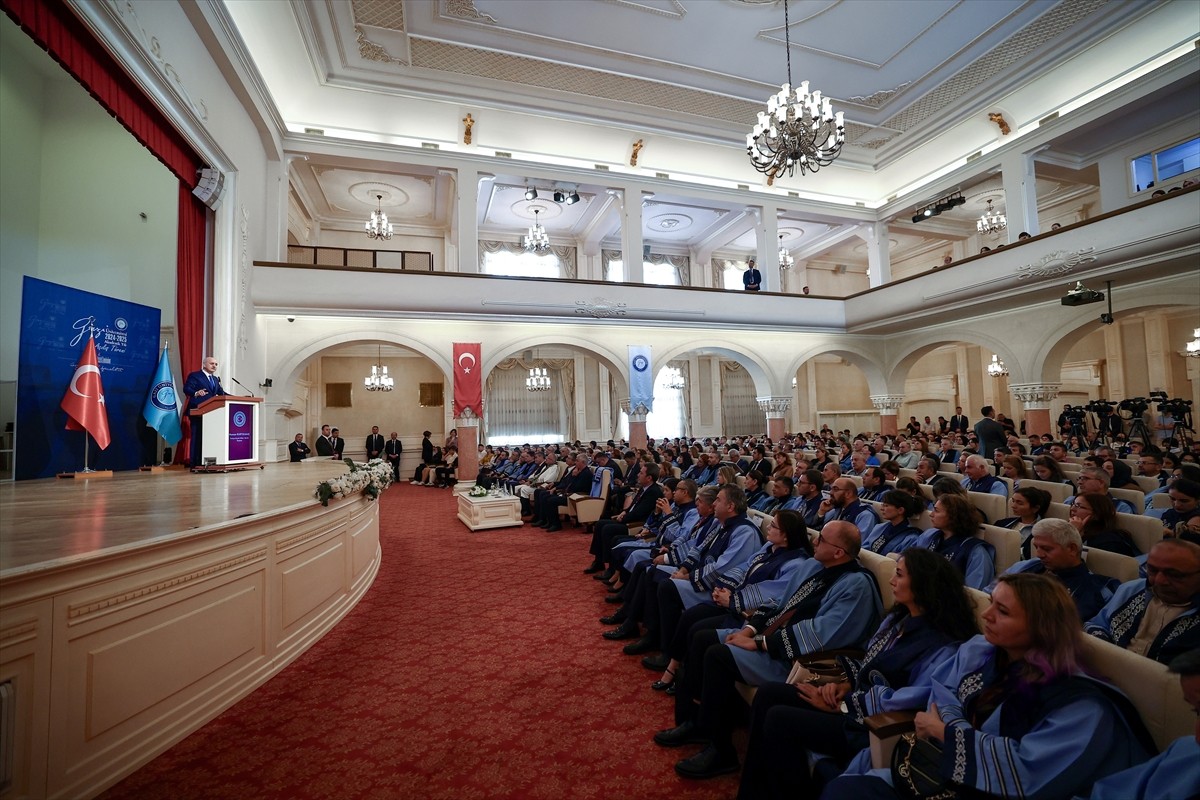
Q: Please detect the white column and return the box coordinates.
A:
[862,221,892,287]
[1001,151,1039,241]
[619,188,645,283]
[454,170,491,273]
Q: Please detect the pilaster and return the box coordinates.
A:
[870,394,905,436]
[1009,383,1061,437]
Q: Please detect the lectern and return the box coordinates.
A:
[189,396,263,471]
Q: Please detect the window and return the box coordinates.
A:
[1130,136,1200,192]
[481,248,561,279]
[719,260,752,291]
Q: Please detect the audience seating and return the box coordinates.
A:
[567,469,610,528]
[967,491,1006,525]
[1131,475,1160,494]
[1020,478,1074,503]
[1150,492,1170,510]
[979,525,1022,573]
[1109,486,1146,512]
[1116,511,1166,555]
[1082,546,1141,583]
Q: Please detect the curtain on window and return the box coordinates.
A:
[719,361,765,435]
[714,258,751,290]
[601,250,690,286]
[479,240,577,279]
[646,361,689,439]
[484,357,577,443]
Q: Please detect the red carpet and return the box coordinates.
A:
[99,483,742,799]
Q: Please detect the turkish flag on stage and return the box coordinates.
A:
[452,343,482,418]
[60,335,112,450]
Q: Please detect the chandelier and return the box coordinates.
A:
[1186,328,1200,358]
[365,194,393,240]
[746,0,844,181]
[986,354,1009,377]
[977,198,1007,235]
[665,366,686,390]
[364,346,394,391]
[778,233,794,270]
[526,367,551,392]
[523,208,550,252]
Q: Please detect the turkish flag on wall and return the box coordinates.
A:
[60,335,112,449]
[452,343,482,418]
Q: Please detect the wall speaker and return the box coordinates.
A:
[643,244,652,260]
[192,168,225,209]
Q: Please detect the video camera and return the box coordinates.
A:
[1150,391,1194,419]
[1061,406,1087,422]
[1085,399,1115,415]
[1117,397,1149,417]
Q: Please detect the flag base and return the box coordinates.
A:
[56,470,114,479]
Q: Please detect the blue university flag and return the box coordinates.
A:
[143,345,182,445]
[628,345,654,413]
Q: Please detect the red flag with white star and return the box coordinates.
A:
[452,342,482,418]
[60,334,112,449]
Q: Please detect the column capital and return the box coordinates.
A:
[1009,383,1061,409]
[869,394,905,413]
[757,396,791,418]
[620,397,649,422]
[455,407,480,427]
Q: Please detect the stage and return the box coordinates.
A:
[0,460,383,799]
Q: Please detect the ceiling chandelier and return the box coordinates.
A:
[746,0,844,181]
[526,367,551,392]
[364,345,394,391]
[977,198,1007,235]
[365,194,393,240]
[665,366,686,391]
[523,208,550,252]
[778,233,794,270]
[986,354,1009,377]
[1186,328,1200,358]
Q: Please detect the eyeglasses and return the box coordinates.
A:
[1145,564,1200,581]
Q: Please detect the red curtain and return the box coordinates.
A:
[3,0,209,463]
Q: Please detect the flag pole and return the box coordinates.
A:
[83,433,91,473]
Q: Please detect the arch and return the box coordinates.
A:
[483,334,628,397]
[784,343,888,397]
[656,341,776,397]
[887,332,1022,393]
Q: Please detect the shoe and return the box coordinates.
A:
[602,624,639,641]
[592,570,614,581]
[543,524,562,532]
[666,684,676,696]
[583,563,605,574]
[642,654,670,671]
[674,745,739,780]
[604,595,625,604]
[653,721,708,748]
[623,635,658,656]
[606,585,623,594]
[600,612,627,625]
[651,667,676,692]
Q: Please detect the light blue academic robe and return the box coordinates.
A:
[614,505,698,570]
[1079,736,1200,800]
[913,527,996,591]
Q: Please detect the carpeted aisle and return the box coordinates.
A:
[100,483,742,799]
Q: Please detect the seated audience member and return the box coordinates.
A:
[770,452,795,481]
[1032,454,1073,485]
[1000,518,1118,620]
[288,433,310,462]
[821,461,842,490]
[1070,466,1136,513]
[588,464,665,576]
[1152,478,1200,529]
[892,439,920,469]
[936,437,959,464]
[782,470,824,527]
[757,475,792,515]
[994,485,1052,559]
[609,479,697,573]
[862,489,925,555]
[825,573,1156,800]
[603,485,757,651]
[515,451,565,513]
[1000,453,1029,484]
[818,478,880,536]
[1086,539,1200,664]
[746,446,770,477]
[736,548,980,797]
[857,466,889,502]
[1070,492,1140,557]
[742,470,769,510]
[913,456,940,485]
[959,454,1009,496]
[432,445,458,487]
[646,509,814,693]
[654,521,882,778]
[1083,649,1200,800]
[1138,451,1169,488]
[1105,456,1140,490]
[894,476,923,499]
[531,453,594,531]
[913,493,994,590]
[715,465,738,488]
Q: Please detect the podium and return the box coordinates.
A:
[189,396,264,471]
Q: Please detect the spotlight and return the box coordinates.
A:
[912,214,923,224]
[553,190,565,203]
[525,187,538,201]
[566,190,580,205]
[923,207,934,217]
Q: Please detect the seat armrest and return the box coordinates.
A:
[866,710,917,769]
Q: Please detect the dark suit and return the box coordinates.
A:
[940,448,959,464]
[288,441,310,462]
[974,417,1007,462]
[590,482,666,564]
[384,437,404,480]
[366,433,384,459]
[315,435,333,457]
[950,414,969,434]
[182,369,226,465]
[330,437,345,459]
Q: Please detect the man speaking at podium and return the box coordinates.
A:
[184,356,226,466]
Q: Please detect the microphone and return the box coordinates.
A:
[230,377,253,396]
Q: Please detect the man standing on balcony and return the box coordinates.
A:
[742,258,761,292]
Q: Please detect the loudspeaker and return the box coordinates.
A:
[643,244,652,260]
[192,168,225,209]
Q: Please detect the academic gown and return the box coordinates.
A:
[914,527,996,590]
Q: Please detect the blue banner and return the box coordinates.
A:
[628,344,654,414]
[143,345,183,446]
[16,277,161,479]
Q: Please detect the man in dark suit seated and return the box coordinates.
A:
[589,464,664,577]
[288,433,310,462]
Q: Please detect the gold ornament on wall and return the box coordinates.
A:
[988,112,1011,136]
[630,138,644,166]
[462,113,474,145]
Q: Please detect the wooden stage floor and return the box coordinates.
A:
[0,460,351,576]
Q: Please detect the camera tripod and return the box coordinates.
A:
[1127,416,1152,444]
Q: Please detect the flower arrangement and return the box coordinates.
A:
[314,458,394,507]
[468,484,490,498]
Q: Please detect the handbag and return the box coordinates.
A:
[785,656,847,687]
[890,733,959,800]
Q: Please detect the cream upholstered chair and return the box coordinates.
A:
[1019,478,1074,503]
[567,469,610,528]
[1046,501,1071,521]
[1109,486,1146,513]
[967,491,1007,526]
[1082,546,1141,583]
[979,524,1022,574]
[1132,475,1160,494]
[1116,511,1166,555]
[1150,492,1170,509]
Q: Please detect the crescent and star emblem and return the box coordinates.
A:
[69,364,105,405]
[457,351,476,374]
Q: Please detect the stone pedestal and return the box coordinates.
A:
[870,395,905,436]
[758,396,791,443]
[1009,383,1060,437]
[455,410,480,487]
[621,398,649,451]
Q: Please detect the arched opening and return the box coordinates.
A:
[898,342,1014,435]
[654,345,776,439]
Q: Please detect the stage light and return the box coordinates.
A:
[525,187,538,201]
[553,190,565,203]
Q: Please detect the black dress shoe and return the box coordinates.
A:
[582,562,605,574]
[592,569,615,582]
[604,594,625,604]
[601,624,639,641]
[653,721,708,748]
[666,684,676,696]
[674,745,739,779]
[543,524,562,532]
[642,654,670,671]
[599,612,626,625]
[651,678,674,692]
[606,584,624,594]
[623,635,658,656]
